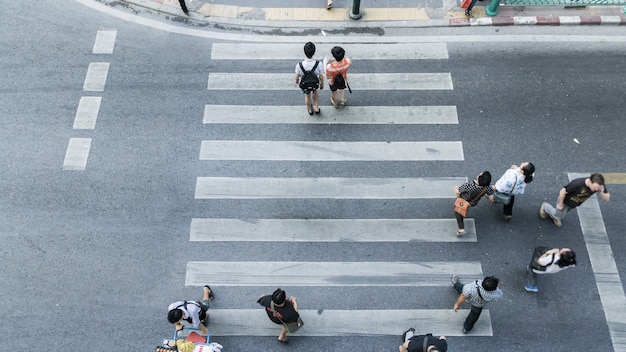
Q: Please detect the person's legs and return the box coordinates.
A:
[330,85,339,107]
[304,91,313,114]
[542,199,572,226]
[178,0,189,14]
[312,90,320,112]
[455,211,465,234]
[463,305,483,332]
[525,266,539,292]
[278,325,289,342]
[503,195,514,217]
[338,88,346,105]
[465,0,478,16]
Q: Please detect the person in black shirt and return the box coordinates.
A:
[540,173,610,227]
[399,328,447,352]
[258,288,301,343]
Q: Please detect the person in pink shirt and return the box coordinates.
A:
[324,46,352,108]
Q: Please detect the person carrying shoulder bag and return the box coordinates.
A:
[525,247,576,292]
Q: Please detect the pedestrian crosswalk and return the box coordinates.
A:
[189,218,478,242]
[208,73,454,90]
[203,105,459,124]
[187,42,494,338]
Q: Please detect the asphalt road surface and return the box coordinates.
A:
[1,1,625,351]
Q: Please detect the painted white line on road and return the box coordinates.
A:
[93,30,117,54]
[210,43,449,60]
[190,218,477,242]
[199,141,464,161]
[207,73,453,90]
[203,105,459,124]
[571,172,626,352]
[186,261,483,286]
[195,177,466,199]
[194,309,492,336]
[73,96,102,129]
[83,62,110,92]
[63,138,92,171]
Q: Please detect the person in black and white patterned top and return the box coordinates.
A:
[452,275,503,334]
[453,171,494,236]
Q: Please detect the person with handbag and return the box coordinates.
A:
[525,247,576,292]
[324,46,352,108]
[399,329,447,352]
[451,275,502,334]
[453,171,493,236]
[492,162,535,221]
[257,288,302,343]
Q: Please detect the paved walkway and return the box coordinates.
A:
[116,0,626,28]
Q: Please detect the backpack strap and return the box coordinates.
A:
[299,60,319,74]
[422,335,429,352]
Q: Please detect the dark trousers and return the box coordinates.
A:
[178,0,189,13]
[455,211,465,230]
[453,280,483,332]
[467,0,478,10]
[502,195,515,216]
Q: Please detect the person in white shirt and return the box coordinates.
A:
[525,247,576,292]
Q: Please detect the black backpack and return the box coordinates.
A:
[298,61,320,91]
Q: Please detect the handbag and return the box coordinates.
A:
[492,190,511,205]
[460,0,472,9]
[270,301,304,333]
[454,186,487,217]
[529,246,554,272]
[493,174,518,205]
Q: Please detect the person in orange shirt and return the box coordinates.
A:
[324,46,352,108]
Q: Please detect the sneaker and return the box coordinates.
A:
[524,285,539,292]
[451,274,459,286]
[539,202,547,219]
[465,9,471,16]
[504,215,512,221]
[552,217,562,227]
[462,328,469,334]
[402,327,415,342]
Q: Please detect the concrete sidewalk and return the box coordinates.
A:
[115,0,626,29]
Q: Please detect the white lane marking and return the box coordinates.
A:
[570,173,626,352]
[203,105,459,124]
[63,138,92,171]
[190,218,478,242]
[73,96,102,129]
[73,0,626,43]
[93,30,117,54]
[192,309,492,336]
[83,62,110,92]
[208,73,453,90]
[186,261,483,286]
[199,141,464,161]
[210,43,449,60]
[194,177,467,199]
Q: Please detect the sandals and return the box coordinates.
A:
[331,98,338,108]
[339,98,347,106]
[278,337,289,343]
